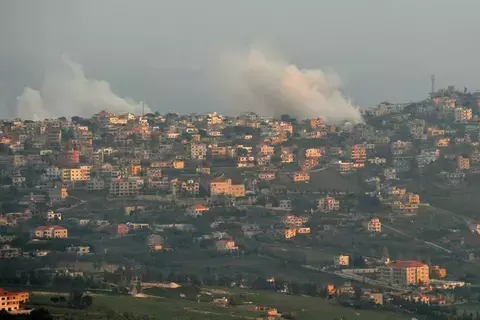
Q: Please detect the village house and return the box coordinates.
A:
[367,217,381,233]
[318,197,340,212]
[33,226,68,239]
[186,204,209,217]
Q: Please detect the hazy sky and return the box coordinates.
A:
[1,0,479,117]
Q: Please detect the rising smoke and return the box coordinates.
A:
[219,49,363,124]
[16,54,150,120]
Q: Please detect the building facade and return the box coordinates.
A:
[378,260,429,286]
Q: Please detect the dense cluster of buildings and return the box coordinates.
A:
[0,87,479,312]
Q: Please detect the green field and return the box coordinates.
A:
[29,289,411,320]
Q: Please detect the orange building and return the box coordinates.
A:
[209,178,245,198]
[129,165,142,176]
[292,172,310,182]
[406,193,420,204]
[0,288,29,312]
[310,118,324,129]
[34,226,68,239]
[432,265,447,279]
[350,145,367,162]
[284,229,297,239]
[117,224,130,236]
[64,149,80,164]
[379,260,429,286]
[457,156,470,170]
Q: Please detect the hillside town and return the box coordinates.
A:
[3,86,480,319]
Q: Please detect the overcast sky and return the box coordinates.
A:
[0,0,479,117]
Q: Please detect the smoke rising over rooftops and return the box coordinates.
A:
[218,49,363,124]
[16,54,150,120]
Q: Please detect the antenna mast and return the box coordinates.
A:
[430,74,436,96]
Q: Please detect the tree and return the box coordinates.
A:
[29,308,53,320]
[81,295,93,308]
[68,290,84,308]
[50,297,59,303]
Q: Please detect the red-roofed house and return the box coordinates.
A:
[378,260,429,286]
[186,204,209,217]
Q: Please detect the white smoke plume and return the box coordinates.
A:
[16,54,150,120]
[219,49,363,124]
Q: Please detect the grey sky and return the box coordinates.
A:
[1,0,478,117]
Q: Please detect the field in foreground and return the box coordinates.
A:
[30,289,411,320]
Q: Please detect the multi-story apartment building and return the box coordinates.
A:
[258,144,275,157]
[454,107,473,123]
[171,178,200,196]
[209,178,245,198]
[64,149,80,164]
[210,146,227,158]
[383,167,396,180]
[350,145,367,162]
[436,138,450,148]
[34,225,68,239]
[109,178,140,197]
[390,140,412,155]
[416,149,440,168]
[368,157,387,165]
[48,186,68,202]
[87,178,105,191]
[457,156,470,170]
[367,217,382,232]
[305,148,322,158]
[0,289,29,312]
[378,260,429,286]
[61,167,90,182]
[318,197,340,212]
[188,143,207,160]
[333,160,354,174]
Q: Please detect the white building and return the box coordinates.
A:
[318,197,340,212]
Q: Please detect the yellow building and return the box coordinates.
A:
[61,167,90,182]
[296,227,311,234]
[129,165,142,176]
[378,260,429,286]
[406,193,420,204]
[210,146,227,157]
[427,128,445,137]
[305,148,322,158]
[209,178,245,198]
[457,156,470,170]
[173,160,184,169]
[0,288,29,312]
[284,229,297,239]
[34,225,68,239]
[436,138,450,147]
[292,172,310,182]
[334,255,350,266]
